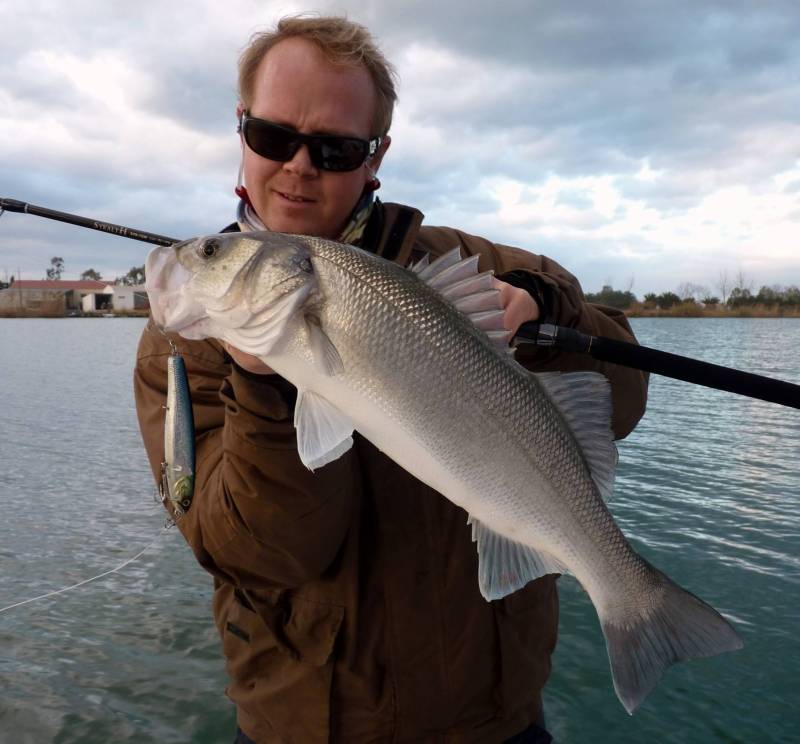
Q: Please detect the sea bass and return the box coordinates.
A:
[145,230,742,713]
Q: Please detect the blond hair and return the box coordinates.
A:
[238,15,398,137]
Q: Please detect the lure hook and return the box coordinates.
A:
[155,322,179,356]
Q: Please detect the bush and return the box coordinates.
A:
[656,291,682,309]
[728,287,754,307]
[585,285,637,309]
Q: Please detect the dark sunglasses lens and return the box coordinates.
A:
[315,138,369,171]
[243,116,372,171]
[243,119,297,161]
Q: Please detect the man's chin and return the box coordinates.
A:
[264,206,334,239]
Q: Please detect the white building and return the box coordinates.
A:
[111,284,148,311]
[0,280,149,316]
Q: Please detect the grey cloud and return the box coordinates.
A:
[555,189,597,211]
[333,0,800,206]
[355,0,800,75]
[612,176,701,214]
[4,1,798,293]
[139,65,238,136]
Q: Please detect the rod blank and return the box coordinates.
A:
[0,197,178,246]
[516,322,800,410]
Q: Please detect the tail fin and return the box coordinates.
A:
[601,569,743,714]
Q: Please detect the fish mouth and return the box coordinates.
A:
[145,246,204,331]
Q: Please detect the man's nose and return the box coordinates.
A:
[283,143,318,177]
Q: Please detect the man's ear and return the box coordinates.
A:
[368,135,391,174]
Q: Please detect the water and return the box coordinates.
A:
[546,318,800,744]
[0,319,233,743]
[0,318,798,743]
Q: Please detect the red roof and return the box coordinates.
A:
[12,280,111,291]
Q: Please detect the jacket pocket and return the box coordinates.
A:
[216,586,345,744]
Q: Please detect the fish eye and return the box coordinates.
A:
[299,258,313,273]
[200,239,220,259]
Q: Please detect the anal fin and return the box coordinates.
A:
[469,516,567,600]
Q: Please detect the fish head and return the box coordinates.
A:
[146,231,317,352]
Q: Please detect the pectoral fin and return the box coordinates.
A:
[306,315,344,376]
[294,390,354,471]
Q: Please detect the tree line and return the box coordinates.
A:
[5,258,797,312]
[3,257,146,286]
[586,271,800,311]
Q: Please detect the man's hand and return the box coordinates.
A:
[222,341,276,375]
[492,277,540,336]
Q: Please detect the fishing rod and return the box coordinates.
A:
[514,322,799,410]
[3,196,799,410]
[0,197,178,246]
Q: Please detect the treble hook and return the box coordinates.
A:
[155,322,179,356]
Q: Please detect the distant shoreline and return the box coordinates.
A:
[624,303,800,318]
[0,310,150,319]
[1,307,798,320]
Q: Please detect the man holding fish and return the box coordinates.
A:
[135,15,735,744]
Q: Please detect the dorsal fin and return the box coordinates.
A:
[453,290,503,314]
[412,247,511,353]
[414,247,462,281]
[536,371,618,501]
[408,253,430,273]
[469,310,507,332]
[427,254,481,290]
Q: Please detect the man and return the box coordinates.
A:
[135,16,647,744]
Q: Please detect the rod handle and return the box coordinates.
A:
[0,198,28,213]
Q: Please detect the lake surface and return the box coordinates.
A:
[0,317,798,743]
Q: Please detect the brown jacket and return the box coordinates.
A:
[134,201,648,743]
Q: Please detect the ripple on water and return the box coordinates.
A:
[1,317,798,742]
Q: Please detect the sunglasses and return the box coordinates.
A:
[239,111,381,172]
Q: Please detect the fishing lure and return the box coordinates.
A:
[160,338,195,518]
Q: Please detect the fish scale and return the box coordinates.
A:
[145,230,743,714]
[281,241,680,603]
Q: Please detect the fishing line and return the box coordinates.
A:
[0,527,169,615]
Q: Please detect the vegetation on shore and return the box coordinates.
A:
[587,281,800,318]
[0,261,146,290]
[624,302,800,318]
[0,308,150,319]
[4,258,798,320]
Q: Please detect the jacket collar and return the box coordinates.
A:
[362,199,424,266]
[223,198,425,269]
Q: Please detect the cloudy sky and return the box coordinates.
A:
[1,0,798,295]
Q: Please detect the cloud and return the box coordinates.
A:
[1,1,798,293]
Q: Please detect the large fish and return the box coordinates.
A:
[145,230,743,713]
